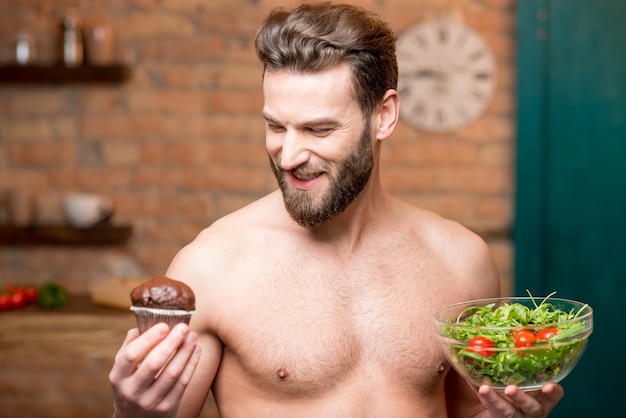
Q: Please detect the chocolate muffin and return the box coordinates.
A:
[130,276,196,333]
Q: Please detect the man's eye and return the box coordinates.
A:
[267,124,285,132]
[310,128,332,136]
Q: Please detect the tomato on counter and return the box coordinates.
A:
[24,286,38,304]
[0,293,12,310]
[10,288,27,308]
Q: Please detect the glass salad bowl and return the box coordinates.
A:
[434,295,593,391]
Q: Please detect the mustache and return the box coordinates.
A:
[273,158,327,179]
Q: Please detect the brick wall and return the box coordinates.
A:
[0,0,516,416]
[0,0,516,295]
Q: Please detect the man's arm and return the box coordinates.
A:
[110,227,227,418]
[175,331,223,418]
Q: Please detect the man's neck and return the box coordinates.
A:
[303,177,387,254]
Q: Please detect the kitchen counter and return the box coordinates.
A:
[0,294,135,356]
[0,295,221,418]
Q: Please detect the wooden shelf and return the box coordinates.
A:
[0,64,131,84]
[0,224,133,246]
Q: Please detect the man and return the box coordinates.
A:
[109,3,564,417]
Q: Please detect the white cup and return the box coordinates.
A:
[63,193,113,229]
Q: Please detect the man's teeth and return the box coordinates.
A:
[293,172,320,181]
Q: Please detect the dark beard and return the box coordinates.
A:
[270,123,374,228]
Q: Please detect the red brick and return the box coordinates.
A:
[212,141,268,167]
[486,89,515,116]
[208,163,275,192]
[437,166,512,193]
[139,36,225,63]
[380,165,437,192]
[5,91,69,115]
[206,90,263,114]
[196,8,267,35]
[82,115,165,141]
[9,141,77,166]
[127,91,208,114]
[478,142,513,167]
[78,89,126,113]
[118,12,195,39]
[461,117,515,143]
[101,141,141,166]
[475,195,513,223]
[403,194,473,221]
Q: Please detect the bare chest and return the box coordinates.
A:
[219,257,450,398]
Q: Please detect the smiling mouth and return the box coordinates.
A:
[292,171,322,182]
[287,168,325,190]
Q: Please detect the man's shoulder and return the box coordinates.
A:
[185,190,288,254]
[395,199,480,245]
[166,193,286,290]
[395,200,498,287]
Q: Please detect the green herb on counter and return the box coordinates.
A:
[36,281,69,309]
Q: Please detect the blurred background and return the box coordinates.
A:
[0,0,623,416]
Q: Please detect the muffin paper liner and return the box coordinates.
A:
[130,306,196,334]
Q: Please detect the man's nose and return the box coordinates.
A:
[279,131,310,170]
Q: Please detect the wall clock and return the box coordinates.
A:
[396,19,497,133]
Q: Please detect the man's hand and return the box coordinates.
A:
[475,383,564,418]
[109,323,201,418]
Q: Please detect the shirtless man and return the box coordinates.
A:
[109,3,564,417]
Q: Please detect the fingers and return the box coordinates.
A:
[476,385,516,418]
[109,322,201,415]
[540,382,564,406]
[476,383,565,418]
[154,344,202,413]
[112,323,169,380]
[146,326,199,395]
[502,386,542,417]
[511,383,564,414]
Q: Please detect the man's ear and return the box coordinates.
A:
[375,89,400,141]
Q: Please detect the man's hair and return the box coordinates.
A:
[254,2,398,118]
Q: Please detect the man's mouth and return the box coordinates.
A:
[287,169,324,190]
[292,170,322,182]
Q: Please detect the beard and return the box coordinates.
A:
[270,122,374,228]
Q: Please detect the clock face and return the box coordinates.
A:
[396,19,497,133]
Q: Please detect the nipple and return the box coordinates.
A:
[436,363,445,374]
[277,368,290,380]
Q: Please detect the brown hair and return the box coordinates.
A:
[254,2,398,118]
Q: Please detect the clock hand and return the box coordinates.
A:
[405,69,447,81]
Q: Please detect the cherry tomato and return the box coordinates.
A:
[514,330,536,347]
[0,293,13,310]
[467,336,495,357]
[536,327,559,340]
[24,286,39,304]
[10,288,27,309]
[514,330,537,356]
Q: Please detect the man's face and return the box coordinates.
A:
[271,123,373,227]
[262,64,375,227]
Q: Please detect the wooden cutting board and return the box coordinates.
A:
[90,277,147,311]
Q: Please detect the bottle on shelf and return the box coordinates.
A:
[59,9,84,67]
[14,31,36,65]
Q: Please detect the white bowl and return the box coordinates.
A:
[63,193,113,228]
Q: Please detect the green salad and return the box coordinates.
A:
[441,291,591,387]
